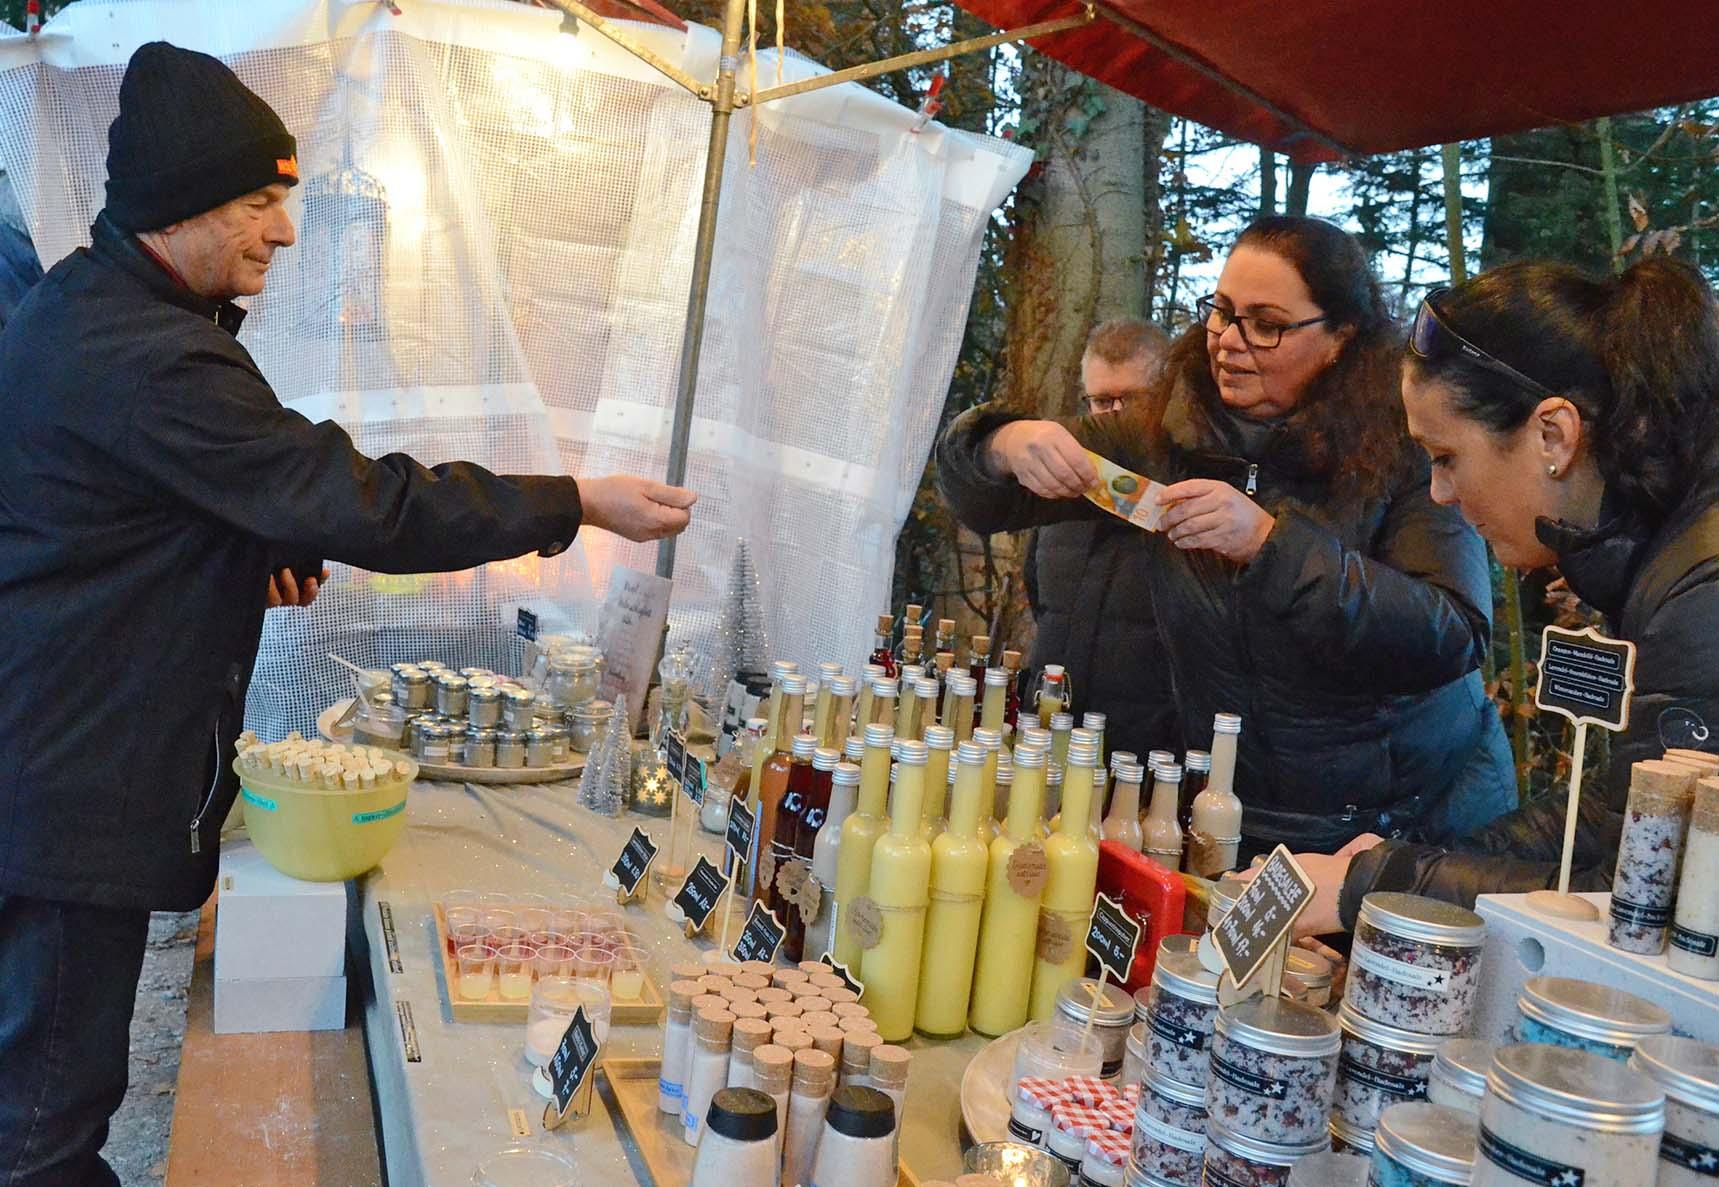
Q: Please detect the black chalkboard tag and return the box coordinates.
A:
[1535,625,1636,730]
[610,827,658,901]
[731,901,786,964]
[1085,891,1143,983]
[817,953,865,999]
[673,855,730,934]
[516,608,539,642]
[1212,845,1314,991]
[664,730,687,782]
[681,755,706,806]
[543,1006,599,1125]
[726,797,756,868]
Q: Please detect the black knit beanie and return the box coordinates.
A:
[104,42,299,232]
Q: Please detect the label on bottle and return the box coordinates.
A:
[1610,896,1673,929]
[1338,1051,1428,1099]
[1139,1110,1206,1154]
[1673,924,1719,959]
[1035,911,1075,964]
[848,895,884,950]
[1659,1132,1719,1174]
[1351,937,1453,993]
[1479,1124,1587,1185]
[1007,842,1049,897]
[1210,1052,1288,1100]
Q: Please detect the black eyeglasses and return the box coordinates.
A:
[1196,295,1329,349]
[1410,289,1556,399]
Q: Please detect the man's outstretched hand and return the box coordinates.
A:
[579,476,698,542]
[268,567,329,608]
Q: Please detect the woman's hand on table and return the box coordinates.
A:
[1158,479,1276,563]
[1232,832,1385,938]
[985,420,1096,498]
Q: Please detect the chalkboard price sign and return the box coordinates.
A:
[817,953,865,999]
[681,755,706,806]
[672,855,730,932]
[1535,625,1637,731]
[1212,845,1314,989]
[731,901,786,965]
[1085,891,1143,983]
[515,608,539,642]
[610,827,658,898]
[726,797,756,868]
[546,1006,599,1119]
[663,730,688,782]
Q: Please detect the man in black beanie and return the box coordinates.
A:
[0,42,695,1185]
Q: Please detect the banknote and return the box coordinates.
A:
[1083,450,1167,531]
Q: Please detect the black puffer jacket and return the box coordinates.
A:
[1019,519,1180,761]
[0,215,584,911]
[1340,459,1719,921]
[938,377,1509,854]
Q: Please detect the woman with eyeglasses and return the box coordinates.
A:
[1270,255,1719,934]
[937,216,1515,860]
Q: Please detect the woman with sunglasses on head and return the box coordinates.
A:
[937,216,1515,860]
[1271,255,1719,934]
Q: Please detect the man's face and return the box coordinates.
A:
[160,184,296,300]
[1081,352,1159,416]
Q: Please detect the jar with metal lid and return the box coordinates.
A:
[1284,948,1333,1009]
[1285,1150,1369,1186]
[1081,1128,1130,1187]
[467,684,503,729]
[1330,1113,1375,1158]
[1628,1035,1719,1185]
[434,673,469,719]
[1202,1120,1329,1187]
[419,723,452,765]
[1207,996,1340,1146]
[1344,892,1485,1036]
[539,724,567,764]
[1334,1002,1441,1137]
[1140,948,1220,1088]
[1427,1038,1493,1116]
[525,728,556,768]
[1007,1076,1060,1147]
[392,665,431,710]
[1514,976,1672,1061]
[569,699,614,752]
[1369,1101,1476,1186]
[544,646,603,709]
[355,692,407,749]
[443,720,468,756]
[1474,1044,1664,1186]
[1131,1065,1208,1184]
[1055,976,1136,1080]
[1124,1022,1148,1088]
[494,730,526,769]
[499,687,533,731]
[463,729,496,769]
[407,716,436,758]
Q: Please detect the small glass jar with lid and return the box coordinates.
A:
[503,687,538,732]
[434,673,469,719]
[1514,976,1672,1061]
[1131,1065,1208,1184]
[391,665,431,710]
[463,729,496,769]
[355,692,407,749]
[1369,1101,1476,1187]
[1054,976,1135,1081]
[1344,892,1485,1037]
[1474,1043,1663,1186]
[467,684,503,729]
[525,728,556,768]
[419,723,452,765]
[494,730,527,769]
[1206,996,1340,1147]
[543,645,603,709]
[569,699,615,752]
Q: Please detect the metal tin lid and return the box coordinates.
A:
[832,762,861,787]
[1184,750,1212,773]
[424,724,452,739]
[1115,763,1146,783]
[495,730,524,743]
[1629,1035,1719,1113]
[773,660,800,678]
[1518,976,1673,1046]
[791,733,819,758]
[1212,713,1242,736]
[525,728,551,742]
[1215,996,1340,1059]
[1153,762,1183,784]
[541,724,566,740]
[571,699,613,720]
[436,673,468,689]
[813,748,841,771]
[504,687,534,704]
[468,685,501,703]
[1489,1043,1665,1135]
[914,678,939,698]
[1070,727,1099,748]
[945,674,977,696]
[897,740,928,766]
[471,729,497,742]
[862,663,885,678]
[1050,712,1075,730]
[1328,1113,1375,1154]
[924,725,954,750]
[398,668,429,684]
[1142,1064,1205,1109]
[1054,976,1134,1027]
[1148,948,1219,1005]
[1207,1121,1329,1166]
[1373,1102,1476,1183]
[900,666,925,684]
[864,723,896,746]
[1285,947,1333,989]
[1432,1038,1493,1100]
[1066,741,1099,767]
[818,662,844,679]
[1337,1002,1444,1057]
[370,691,397,707]
[983,668,1010,687]
[1158,933,1198,957]
[1357,892,1485,947]
[1111,750,1138,770]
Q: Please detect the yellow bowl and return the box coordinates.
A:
[234,758,415,882]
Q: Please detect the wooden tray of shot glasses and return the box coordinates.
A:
[601,1058,920,1187]
[432,903,664,1025]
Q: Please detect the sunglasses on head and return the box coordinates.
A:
[1410,289,1557,400]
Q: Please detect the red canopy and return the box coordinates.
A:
[955,0,1719,161]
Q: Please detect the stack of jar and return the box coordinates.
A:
[1127,940,1219,1186]
[1332,892,1486,1155]
[1007,1074,1136,1186]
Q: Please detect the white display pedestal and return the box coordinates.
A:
[213,840,348,1033]
[1472,891,1719,1045]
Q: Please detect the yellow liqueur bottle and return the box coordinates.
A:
[979,668,1009,734]
[811,662,843,748]
[1029,731,1100,1020]
[915,740,989,1037]
[860,740,933,1042]
[968,742,1049,1036]
[920,725,953,841]
[831,723,894,966]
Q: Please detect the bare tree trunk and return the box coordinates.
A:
[1139,106,1174,314]
[1258,145,1277,217]
[1398,150,1426,311]
[1286,160,1315,217]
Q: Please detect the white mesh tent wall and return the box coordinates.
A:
[0,0,1029,739]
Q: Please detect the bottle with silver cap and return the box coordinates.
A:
[1628,1034,1719,1185]
[1186,712,1242,877]
[1474,1043,1664,1186]
[1208,995,1341,1146]
[1143,760,1184,872]
[1369,1101,1475,1186]
[1101,760,1144,853]
[1344,892,1486,1036]
[1427,1037,1493,1116]
[1514,975,1673,1062]
[1334,1001,1442,1138]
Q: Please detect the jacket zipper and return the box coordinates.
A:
[1245,464,1260,496]
[189,720,223,855]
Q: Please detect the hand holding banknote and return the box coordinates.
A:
[986,421,1096,498]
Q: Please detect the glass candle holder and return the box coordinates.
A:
[456,944,495,1001]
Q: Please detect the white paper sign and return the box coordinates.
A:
[597,566,673,732]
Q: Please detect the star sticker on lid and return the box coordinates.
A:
[1550,1171,1581,1187]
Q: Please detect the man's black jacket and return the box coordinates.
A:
[0,215,582,909]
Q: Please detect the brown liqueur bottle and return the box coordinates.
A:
[783,747,841,962]
[753,672,808,903]
[767,733,819,919]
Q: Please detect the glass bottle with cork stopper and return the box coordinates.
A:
[1030,730,1102,1019]
[1186,713,1243,877]
[1037,665,1069,728]
[969,741,1049,1036]
[1001,648,1024,727]
[832,724,895,967]
[860,739,934,1041]
[867,614,897,677]
[915,740,990,1037]
[899,620,924,669]
[968,634,993,688]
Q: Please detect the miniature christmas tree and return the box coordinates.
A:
[698,537,771,709]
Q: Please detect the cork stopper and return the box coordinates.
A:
[717,984,758,1005]
[696,975,730,996]
[734,973,771,993]
[672,961,707,982]
[875,613,894,634]
[809,974,846,993]
[841,1029,882,1076]
[774,1029,814,1054]
[730,1000,770,1021]
[801,1011,840,1031]
[1696,778,1719,833]
[707,961,743,979]
[831,1001,870,1020]
[756,986,793,1005]
[1629,759,1700,813]
[1665,748,1719,772]
[798,995,833,1014]
[839,1015,880,1035]
[773,969,810,989]
[691,994,728,1015]
[792,1048,837,1093]
[870,1043,911,1089]
[797,960,828,975]
[668,979,702,1014]
[769,1000,805,1020]
[1002,649,1022,671]
[740,961,776,979]
[753,1044,794,1094]
[732,1017,774,1056]
[694,1008,735,1045]
[808,1028,845,1061]
[821,987,861,1006]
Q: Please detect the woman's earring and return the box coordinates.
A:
[1547,464,1560,478]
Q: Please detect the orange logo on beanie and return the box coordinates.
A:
[276,155,299,180]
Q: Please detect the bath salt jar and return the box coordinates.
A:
[1206,996,1340,1147]
[1201,1121,1329,1187]
[1369,1102,1476,1186]
[1345,893,1485,1036]
[1608,759,1697,955]
[1514,976,1672,1061]
[1130,1066,1208,1185]
[1329,1114,1376,1159]
[1284,949,1334,1009]
[1628,1035,1719,1186]
[1473,1043,1664,1187]
[1049,1101,1114,1176]
[1671,778,1719,981]
[1009,1077,1067,1148]
[1334,1002,1441,1137]
[1140,948,1220,1089]
[1427,1038,1493,1117]
[1081,1128,1131,1187]
[1056,976,1137,1081]
[1283,1151,1369,1186]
